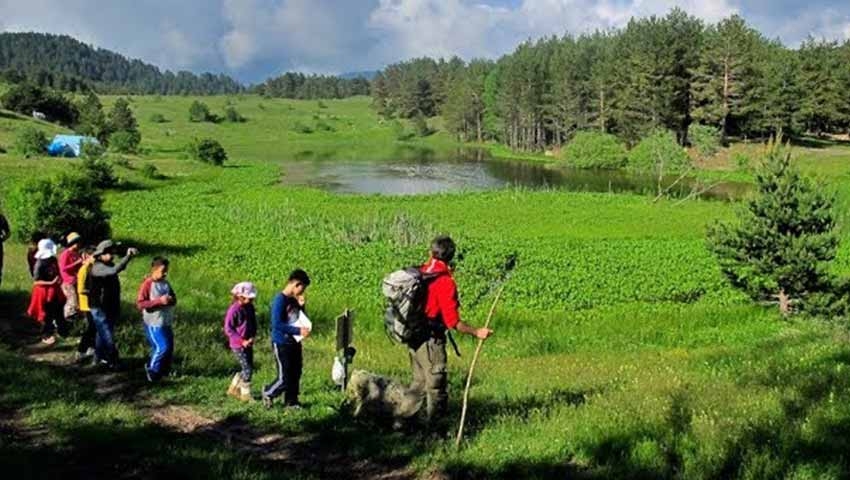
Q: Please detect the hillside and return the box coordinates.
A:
[0,32,243,95]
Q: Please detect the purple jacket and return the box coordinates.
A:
[223,301,257,350]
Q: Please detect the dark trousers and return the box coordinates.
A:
[263,341,302,404]
[232,347,254,382]
[409,336,449,421]
[77,312,96,354]
[41,301,67,338]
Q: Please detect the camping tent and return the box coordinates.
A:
[47,135,99,157]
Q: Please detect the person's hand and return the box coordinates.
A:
[475,327,493,340]
[296,294,306,307]
[299,327,311,338]
[126,247,139,257]
[84,256,95,265]
[242,338,253,347]
[160,295,172,305]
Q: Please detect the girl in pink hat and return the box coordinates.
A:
[223,282,258,401]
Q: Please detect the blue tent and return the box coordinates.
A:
[47,135,99,157]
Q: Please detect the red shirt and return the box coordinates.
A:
[420,258,460,329]
[59,248,82,285]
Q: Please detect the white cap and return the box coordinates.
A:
[231,281,258,299]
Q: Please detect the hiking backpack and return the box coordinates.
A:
[382,267,438,345]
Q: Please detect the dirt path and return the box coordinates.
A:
[0,313,417,480]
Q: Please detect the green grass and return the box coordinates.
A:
[2,94,850,478]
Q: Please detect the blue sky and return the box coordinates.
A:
[1,0,848,83]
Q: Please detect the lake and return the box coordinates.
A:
[281,147,748,199]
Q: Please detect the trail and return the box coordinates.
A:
[0,310,417,480]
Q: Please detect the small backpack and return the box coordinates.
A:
[382,267,440,345]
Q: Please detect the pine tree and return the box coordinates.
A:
[75,91,108,141]
[107,97,138,132]
[707,138,838,314]
[794,38,846,135]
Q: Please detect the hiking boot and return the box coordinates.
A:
[239,383,253,402]
[227,373,241,398]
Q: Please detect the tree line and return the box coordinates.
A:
[371,10,850,150]
[252,72,370,99]
[0,32,244,95]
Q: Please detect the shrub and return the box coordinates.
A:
[733,152,751,172]
[188,138,227,166]
[111,157,132,169]
[627,129,691,175]
[189,101,212,123]
[688,124,721,159]
[7,173,111,242]
[412,114,431,137]
[77,156,118,189]
[315,120,335,132]
[108,130,141,154]
[291,121,313,134]
[391,120,411,141]
[562,131,627,169]
[149,113,168,123]
[80,140,105,159]
[141,163,163,179]
[317,100,327,109]
[224,106,245,123]
[14,127,48,157]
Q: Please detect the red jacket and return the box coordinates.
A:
[420,258,460,329]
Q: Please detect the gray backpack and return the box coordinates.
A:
[382,267,439,345]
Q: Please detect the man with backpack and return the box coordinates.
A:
[384,235,493,425]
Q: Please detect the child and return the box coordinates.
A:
[262,269,311,409]
[59,232,84,324]
[75,247,97,361]
[223,282,258,402]
[135,257,177,383]
[27,238,65,345]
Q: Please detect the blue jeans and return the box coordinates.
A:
[144,324,174,380]
[90,308,117,365]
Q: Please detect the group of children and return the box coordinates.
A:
[25,232,314,407]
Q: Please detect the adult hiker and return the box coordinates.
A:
[75,247,97,361]
[59,232,84,324]
[89,240,137,368]
[0,213,9,287]
[27,238,66,345]
[410,235,492,423]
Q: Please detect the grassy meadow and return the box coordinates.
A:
[2,94,850,478]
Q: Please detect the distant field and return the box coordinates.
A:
[2,94,850,478]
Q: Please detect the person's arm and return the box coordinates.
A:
[168,283,177,306]
[224,306,241,339]
[59,252,81,279]
[91,255,132,277]
[136,278,161,311]
[271,295,302,336]
[440,279,492,340]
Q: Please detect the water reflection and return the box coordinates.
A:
[281,147,749,199]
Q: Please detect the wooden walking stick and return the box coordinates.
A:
[455,282,506,447]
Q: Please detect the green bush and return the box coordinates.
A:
[80,140,105,159]
[627,129,691,175]
[108,130,141,154]
[413,114,431,137]
[149,113,168,123]
[14,127,48,157]
[315,120,335,132]
[188,138,227,166]
[224,106,245,123]
[688,124,721,159]
[111,157,132,169]
[141,163,163,180]
[76,156,118,189]
[562,131,627,169]
[189,101,212,123]
[291,121,313,134]
[391,120,411,141]
[7,173,111,242]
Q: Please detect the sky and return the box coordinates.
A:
[1,0,849,84]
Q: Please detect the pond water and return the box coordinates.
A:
[280,147,749,200]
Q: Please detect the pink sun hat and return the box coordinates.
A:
[231,282,258,299]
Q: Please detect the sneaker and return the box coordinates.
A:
[262,394,273,409]
[41,336,56,345]
[284,401,303,410]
